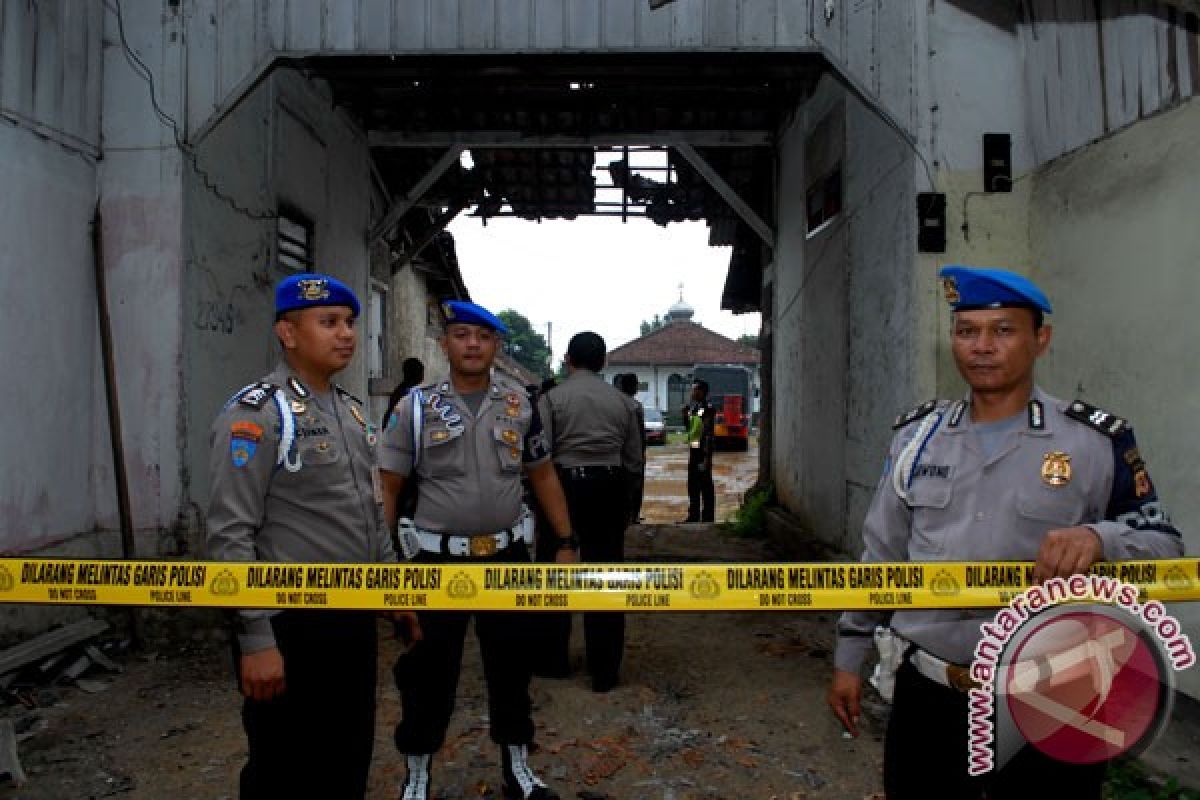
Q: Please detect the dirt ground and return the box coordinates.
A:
[4,442,1200,798]
[0,442,897,799]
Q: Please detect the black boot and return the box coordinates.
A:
[399,753,432,800]
[501,744,559,800]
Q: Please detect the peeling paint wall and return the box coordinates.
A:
[183,68,375,530]
[769,73,918,553]
[1027,96,1200,696]
[0,1,102,552]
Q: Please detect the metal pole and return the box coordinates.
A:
[91,208,143,647]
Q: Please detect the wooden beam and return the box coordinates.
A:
[673,143,774,249]
[368,130,772,148]
[368,146,464,244]
[0,619,109,676]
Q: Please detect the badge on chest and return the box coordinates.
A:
[1041,451,1072,487]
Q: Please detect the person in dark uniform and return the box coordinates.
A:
[827,266,1184,799]
[384,356,426,428]
[616,372,646,525]
[682,379,716,523]
[380,300,578,800]
[539,334,644,692]
[207,272,396,799]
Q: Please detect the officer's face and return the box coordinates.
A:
[442,323,499,376]
[951,308,1052,395]
[275,306,357,374]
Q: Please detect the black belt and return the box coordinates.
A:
[557,465,622,481]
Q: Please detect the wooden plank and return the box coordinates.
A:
[2,0,35,118]
[262,0,287,51]
[636,0,673,47]
[776,0,808,45]
[186,0,219,138]
[392,0,429,50]
[704,0,739,48]
[218,0,258,97]
[1024,8,1061,163]
[845,0,877,98]
[1100,0,1126,129]
[670,0,704,47]
[738,0,777,47]
[1138,0,1163,113]
[323,0,358,50]
[532,0,566,49]
[83,1,103,144]
[458,0,496,50]
[358,0,391,50]
[0,619,109,677]
[1176,12,1195,96]
[564,0,599,48]
[285,0,323,50]
[602,0,636,48]
[1158,2,1178,100]
[1115,0,1143,124]
[428,0,459,49]
[60,1,88,141]
[496,0,532,50]
[32,0,62,133]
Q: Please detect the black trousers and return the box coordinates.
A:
[236,610,378,800]
[884,661,1106,799]
[686,449,715,522]
[394,544,539,754]
[542,467,628,686]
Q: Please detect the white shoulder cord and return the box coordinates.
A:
[891,410,943,503]
[272,390,303,472]
[410,388,424,471]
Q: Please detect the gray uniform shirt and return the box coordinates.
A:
[538,370,644,474]
[834,386,1183,673]
[207,363,396,652]
[379,375,552,533]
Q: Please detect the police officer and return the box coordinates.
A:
[539,334,644,692]
[379,300,578,800]
[207,272,395,799]
[681,380,716,523]
[616,372,646,525]
[827,266,1184,799]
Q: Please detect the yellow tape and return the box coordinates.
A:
[0,558,1196,611]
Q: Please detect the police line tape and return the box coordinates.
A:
[0,558,1197,612]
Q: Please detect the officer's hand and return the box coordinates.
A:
[391,611,423,646]
[1034,525,1104,584]
[240,647,286,702]
[827,669,863,737]
[555,546,580,564]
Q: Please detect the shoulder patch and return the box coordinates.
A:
[237,382,276,410]
[1064,400,1128,438]
[893,399,940,430]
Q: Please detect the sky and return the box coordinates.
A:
[447,152,761,366]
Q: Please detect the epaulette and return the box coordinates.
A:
[1065,400,1128,438]
[237,382,276,410]
[334,385,362,405]
[893,399,939,430]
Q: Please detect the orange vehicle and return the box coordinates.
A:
[692,364,752,451]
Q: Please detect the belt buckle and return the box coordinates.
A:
[469,536,497,557]
[946,664,979,692]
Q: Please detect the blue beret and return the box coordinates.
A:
[938,266,1052,314]
[275,273,360,316]
[441,300,508,334]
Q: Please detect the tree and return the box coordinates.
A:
[737,333,759,349]
[640,314,665,336]
[498,309,552,377]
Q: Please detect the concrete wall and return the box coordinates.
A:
[0,1,102,553]
[769,74,919,553]
[1026,96,1200,695]
[0,122,99,552]
[183,68,375,535]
